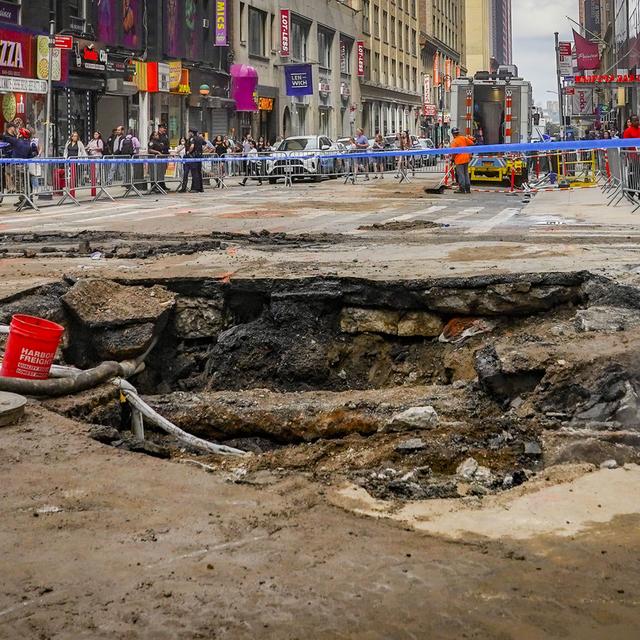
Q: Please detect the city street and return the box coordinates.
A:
[3,0,640,637]
[1,179,639,300]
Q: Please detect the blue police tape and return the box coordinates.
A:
[0,138,637,165]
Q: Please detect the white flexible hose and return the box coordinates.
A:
[115,379,247,457]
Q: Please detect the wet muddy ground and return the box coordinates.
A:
[1,406,639,639]
[3,186,640,637]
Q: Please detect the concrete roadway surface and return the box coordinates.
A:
[0,175,639,299]
[2,176,640,638]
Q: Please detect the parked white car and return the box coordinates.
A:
[267,135,342,182]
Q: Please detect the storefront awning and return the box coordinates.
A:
[231,64,258,112]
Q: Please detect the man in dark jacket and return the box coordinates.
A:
[156,122,170,191]
[11,128,38,208]
[178,127,204,192]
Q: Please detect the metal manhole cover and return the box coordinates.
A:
[0,391,27,427]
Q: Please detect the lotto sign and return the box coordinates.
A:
[54,35,73,50]
[558,41,573,77]
[280,9,290,57]
[356,41,364,77]
[215,0,227,46]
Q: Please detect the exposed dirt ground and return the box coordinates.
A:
[1,407,640,640]
[3,186,640,637]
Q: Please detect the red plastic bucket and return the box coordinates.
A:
[1,314,65,380]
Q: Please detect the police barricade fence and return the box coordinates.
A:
[0,139,639,208]
[619,149,640,211]
[602,148,624,205]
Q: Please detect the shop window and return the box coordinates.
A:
[362,0,370,34]
[291,19,309,61]
[248,7,267,57]
[239,3,246,44]
[373,5,379,39]
[319,110,329,136]
[68,0,86,17]
[318,28,334,70]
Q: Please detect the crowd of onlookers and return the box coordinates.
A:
[3,115,640,204]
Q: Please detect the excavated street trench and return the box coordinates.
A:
[2,269,640,502]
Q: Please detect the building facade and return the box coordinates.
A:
[359,0,422,136]
[464,0,491,77]
[230,0,362,142]
[418,0,466,145]
[7,0,232,153]
[576,0,640,132]
[490,0,512,68]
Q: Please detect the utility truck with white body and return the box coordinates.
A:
[450,67,533,186]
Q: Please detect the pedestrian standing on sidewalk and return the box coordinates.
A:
[372,131,385,179]
[213,134,228,185]
[63,131,87,158]
[449,127,475,194]
[623,115,640,194]
[86,131,104,157]
[623,115,640,139]
[240,140,263,186]
[178,127,204,192]
[256,136,268,181]
[14,128,38,208]
[124,129,146,193]
[105,128,118,155]
[354,127,370,180]
[148,131,165,193]
[107,125,125,184]
[156,123,170,191]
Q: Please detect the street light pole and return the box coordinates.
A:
[44,19,54,157]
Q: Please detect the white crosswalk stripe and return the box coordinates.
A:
[434,207,485,223]
[465,207,520,234]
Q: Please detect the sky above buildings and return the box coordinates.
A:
[512,0,579,105]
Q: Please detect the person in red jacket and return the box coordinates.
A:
[622,116,640,138]
[623,114,640,139]
[623,115,640,193]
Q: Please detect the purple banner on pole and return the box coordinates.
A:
[285,64,313,97]
[215,0,227,46]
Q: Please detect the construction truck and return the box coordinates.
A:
[450,67,533,187]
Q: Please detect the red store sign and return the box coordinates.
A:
[280,9,290,57]
[575,74,640,84]
[356,40,364,77]
[0,27,33,79]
